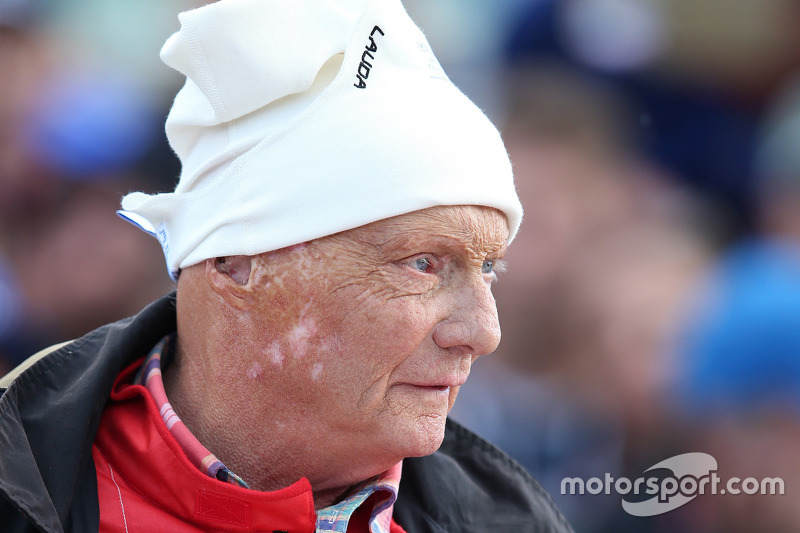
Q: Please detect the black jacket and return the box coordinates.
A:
[0,293,573,532]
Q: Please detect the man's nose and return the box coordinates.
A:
[432,277,501,357]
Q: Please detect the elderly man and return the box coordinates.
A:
[0,1,572,531]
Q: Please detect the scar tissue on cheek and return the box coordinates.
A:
[247,361,263,379]
[265,341,285,368]
[286,302,318,358]
[311,362,323,381]
[288,320,317,358]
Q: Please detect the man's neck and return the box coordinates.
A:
[162,344,374,510]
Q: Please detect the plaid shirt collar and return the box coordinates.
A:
[135,334,401,533]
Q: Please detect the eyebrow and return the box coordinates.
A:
[376,228,507,258]
[380,232,459,252]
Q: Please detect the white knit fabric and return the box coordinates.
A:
[119,0,522,280]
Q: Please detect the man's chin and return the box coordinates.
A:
[379,389,450,457]
[395,413,448,458]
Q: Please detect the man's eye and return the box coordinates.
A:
[482,259,506,277]
[412,257,433,272]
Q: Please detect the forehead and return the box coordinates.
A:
[347,205,509,255]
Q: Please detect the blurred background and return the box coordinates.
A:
[2,1,800,531]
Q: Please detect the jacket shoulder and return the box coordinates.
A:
[0,342,72,390]
[394,418,573,533]
[0,293,178,532]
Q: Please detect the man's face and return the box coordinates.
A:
[232,205,507,466]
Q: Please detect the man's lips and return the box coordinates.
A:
[403,374,468,390]
[410,384,450,392]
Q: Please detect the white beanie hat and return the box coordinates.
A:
[119,0,522,280]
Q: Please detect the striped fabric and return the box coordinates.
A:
[135,335,401,532]
[134,335,249,488]
[316,461,402,533]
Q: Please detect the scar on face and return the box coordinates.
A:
[311,362,323,381]
[265,340,284,368]
[247,361,263,380]
[286,301,318,358]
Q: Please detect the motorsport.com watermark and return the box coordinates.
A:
[561,453,784,516]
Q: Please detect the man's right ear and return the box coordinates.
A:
[205,256,253,308]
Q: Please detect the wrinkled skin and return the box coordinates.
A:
[165,205,508,508]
